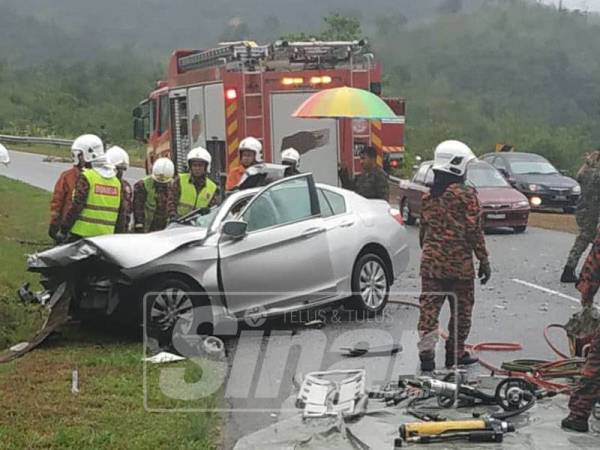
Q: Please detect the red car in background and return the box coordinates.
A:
[398,160,530,233]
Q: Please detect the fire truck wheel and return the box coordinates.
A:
[401,199,416,225]
[350,253,390,314]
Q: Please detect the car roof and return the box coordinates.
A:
[493,152,547,161]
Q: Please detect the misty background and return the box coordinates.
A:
[1,0,600,173]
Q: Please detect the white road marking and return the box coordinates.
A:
[511,278,580,304]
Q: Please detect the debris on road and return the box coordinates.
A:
[339,342,403,358]
[143,352,186,364]
[295,369,367,418]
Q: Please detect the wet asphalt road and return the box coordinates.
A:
[223,226,583,448]
[0,150,585,449]
[0,150,146,191]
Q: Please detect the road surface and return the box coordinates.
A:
[0,150,146,191]
[219,224,585,448]
[0,152,589,448]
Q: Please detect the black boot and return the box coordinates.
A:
[420,353,435,372]
[560,266,578,283]
[446,351,479,368]
[561,415,589,432]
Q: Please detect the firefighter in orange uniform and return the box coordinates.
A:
[48,134,101,243]
[225,137,262,191]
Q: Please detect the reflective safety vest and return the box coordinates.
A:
[71,169,121,237]
[177,173,217,216]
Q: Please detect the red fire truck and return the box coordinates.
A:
[133,40,405,187]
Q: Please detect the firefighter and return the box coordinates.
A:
[281,147,301,177]
[106,146,132,233]
[562,228,600,432]
[338,146,389,200]
[49,134,101,243]
[225,137,262,191]
[59,143,123,241]
[168,147,218,221]
[561,150,600,283]
[417,140,491,372]
[0,143,9,165]
[133,158,175,233]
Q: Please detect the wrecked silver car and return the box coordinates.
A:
[22,174,409,341]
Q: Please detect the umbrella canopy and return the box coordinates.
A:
[292,86,397,119]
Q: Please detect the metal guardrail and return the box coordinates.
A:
[0,134,73,147]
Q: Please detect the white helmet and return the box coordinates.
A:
[432,140,476,177]
[0,143,9,165]
[281,148,300,166]
[72,134,104,163]
[187,146,212,172]
[239,136,263,162]
[152,157,175,184]
[105,146,130,170]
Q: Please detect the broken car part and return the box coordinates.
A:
[0,282,71,363]
[296,369,367,418]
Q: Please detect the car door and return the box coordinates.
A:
[218,174,336,316]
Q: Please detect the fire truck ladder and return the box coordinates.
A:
[271,40,367,67]
[243,71,265,145]
[178,42,270,72]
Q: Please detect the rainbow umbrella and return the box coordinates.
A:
[292,86,396,119]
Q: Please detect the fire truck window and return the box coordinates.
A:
[158,95,169,134]
[150,99,157,132]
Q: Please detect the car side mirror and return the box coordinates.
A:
[559,169,569,176]
[222,220,247,239]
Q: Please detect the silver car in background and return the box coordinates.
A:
[26,174,409,337]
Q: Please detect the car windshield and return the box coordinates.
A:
[188,206,221,228]
[510,160,558,175]
[467,164,509,188]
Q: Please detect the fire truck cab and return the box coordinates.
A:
[133,40,405,188]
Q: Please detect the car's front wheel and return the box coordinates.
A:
[350,253,390,314]
[513,225,527,233]
[144,278,211,347]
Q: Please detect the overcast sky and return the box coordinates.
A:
[541,0,600,11]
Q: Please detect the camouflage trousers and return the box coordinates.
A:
[566,214,598,268]
[568,330,600,420]
[417,278,475,359]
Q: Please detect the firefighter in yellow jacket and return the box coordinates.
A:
[60,144,122,241]
[168,147,218,220]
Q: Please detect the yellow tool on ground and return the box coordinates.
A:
[398,418,514,445]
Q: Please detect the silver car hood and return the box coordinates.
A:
[87,226,208,268]
[28,226,208,270]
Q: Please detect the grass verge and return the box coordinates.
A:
[529,212,577,234]
[0,176,221,449]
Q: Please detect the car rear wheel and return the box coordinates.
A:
[350,253,390,314]
[513,226,527,233]
[144,278,211,347]
[401,199,416,225]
